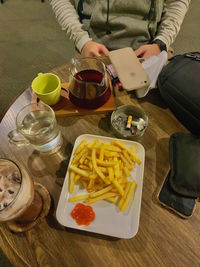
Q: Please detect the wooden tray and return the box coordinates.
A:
[32,80,116,117]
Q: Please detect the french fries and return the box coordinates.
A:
[68,139,141,212]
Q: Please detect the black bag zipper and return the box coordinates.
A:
[169,52,200,62]
[185,53,200,61]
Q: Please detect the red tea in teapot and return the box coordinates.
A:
[68,69,111,109]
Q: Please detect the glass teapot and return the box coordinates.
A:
[68,57,111,109]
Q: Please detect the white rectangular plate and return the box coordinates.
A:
[56,134,145,239]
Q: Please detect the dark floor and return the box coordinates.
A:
[0,0,75,120]
[0,0,200,120]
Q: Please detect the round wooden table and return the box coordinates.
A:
[0,59,199,267]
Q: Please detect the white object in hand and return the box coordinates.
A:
[132,118,146,131]
[136,51,168,98]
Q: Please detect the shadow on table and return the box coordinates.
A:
[98,97,124,134]
[130,89,168,109]
[0,248,12,267]
[56,115,80,127]
[153,137,170,204]
[27,136,73,181]
[98,112,112,132]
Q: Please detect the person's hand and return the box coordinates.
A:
[135,44,161,58]
[81,41,109,57]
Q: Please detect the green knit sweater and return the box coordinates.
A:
[50,0,190,52]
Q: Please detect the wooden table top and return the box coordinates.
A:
[0,58,199,267]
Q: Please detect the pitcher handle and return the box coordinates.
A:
[8,129,30,146]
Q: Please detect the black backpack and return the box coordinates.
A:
[158,52,200,135]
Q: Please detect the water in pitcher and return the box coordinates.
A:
[20,110,62,152]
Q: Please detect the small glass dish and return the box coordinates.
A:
[111,105,148,140]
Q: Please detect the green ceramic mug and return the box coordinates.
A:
[31,73,61,105]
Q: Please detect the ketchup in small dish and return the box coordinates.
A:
[70,203,95,226]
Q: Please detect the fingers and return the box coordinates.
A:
[135,44,161,58]
[141,50,151,59]
[135,46,146,57]
[82,42,161,58]
[90,50,101,57]
[81,41,109,58]
[89,45,109,57]
[99,45,109,56]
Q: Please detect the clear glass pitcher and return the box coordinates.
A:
[68,57,111,109]
[8,102,62,153]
